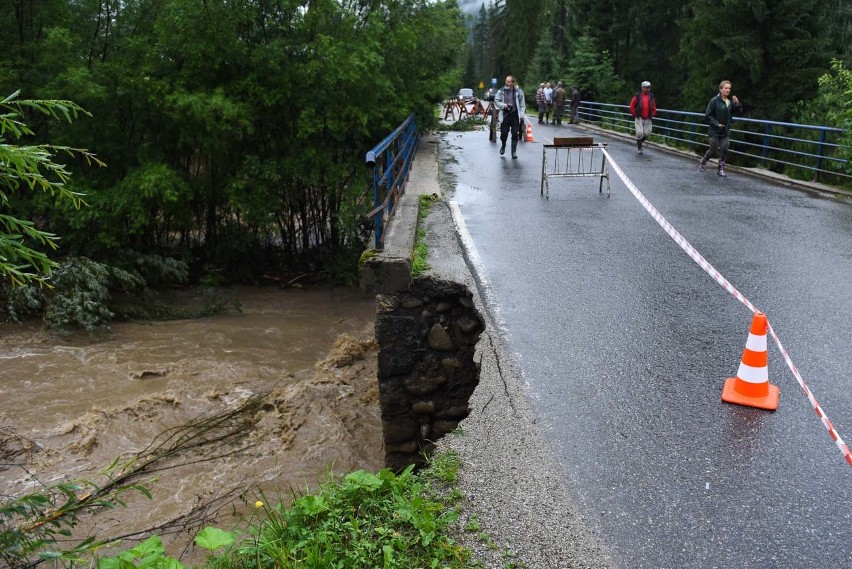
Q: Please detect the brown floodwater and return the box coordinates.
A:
[0,285,382,560]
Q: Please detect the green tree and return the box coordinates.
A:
[0,0,467,284]
[564,33,625,104]
[525,30,562,89]
[0,91,100,286]
[793,59,852,176]
[677,0,832,119]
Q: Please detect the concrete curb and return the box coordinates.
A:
[360,136,441,294]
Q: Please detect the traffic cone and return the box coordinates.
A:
[526,121,534,142]
[721,312,779,410]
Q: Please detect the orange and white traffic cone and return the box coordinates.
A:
[721,312,779,410]
[526,121,534,142]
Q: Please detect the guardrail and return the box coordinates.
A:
[578,102,850,183]
[365,114,419,249]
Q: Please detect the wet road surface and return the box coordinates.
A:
[439,123,852,568]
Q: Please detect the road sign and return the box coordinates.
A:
[491,77,497,86]
[479,81,484,89]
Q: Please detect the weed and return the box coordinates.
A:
[425,449,461,485]
[411,194,439,277]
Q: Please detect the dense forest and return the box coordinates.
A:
[0,0,466,309]
[1,0,851,330]
[462,0,852,121]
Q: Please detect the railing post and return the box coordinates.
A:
[373,166,383,247]
[814,129,827,182]
[761,124,772,167]
[365,114,419,249]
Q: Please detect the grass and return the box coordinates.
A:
[205,465,471,569]
[87,452,474,569]
[411,193,439,277]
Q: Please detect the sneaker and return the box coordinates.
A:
[637,148,643,155]
[698,162,706,172]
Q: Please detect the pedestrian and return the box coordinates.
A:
[699,80,742,177]
[553,82,566,126]
[569,85,581,124]
[629,81,657,154]
[544,81,554,124]
[536,83,546,124]
[495,74,526,159]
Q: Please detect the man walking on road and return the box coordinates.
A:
[495,74,526,159]
[629,81,657,154]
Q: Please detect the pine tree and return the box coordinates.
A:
[678,0,832,120]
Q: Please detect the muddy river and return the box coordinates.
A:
[0,285,382,559]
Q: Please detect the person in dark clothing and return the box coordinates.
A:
[569,86,581,124]
[494,75,526,159]
[699,80,742,177]
[553,82,567,126]
[629,81,657,154]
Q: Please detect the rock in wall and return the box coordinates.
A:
[374,275,483,470]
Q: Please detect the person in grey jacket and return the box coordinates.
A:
[699,80,742,177]
[495,75,527,159]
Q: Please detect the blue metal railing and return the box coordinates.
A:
[578,102,850,182]
[365,114,419,248]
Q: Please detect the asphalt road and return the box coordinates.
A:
[439,123,852,568]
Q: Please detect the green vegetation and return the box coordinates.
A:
[439,116,489,132]
[2,453,480,568]
[792,59,852,178]
[463,0,849,126]
[0,92,99,288]
[1,0,467,317]
[0,459,154,567]
[205,466,469,568]
[411,194,439,277]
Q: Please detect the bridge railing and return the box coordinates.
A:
[365,114,419,249]
[578,102,850,183]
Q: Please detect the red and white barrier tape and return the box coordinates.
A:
[600,148,852,468]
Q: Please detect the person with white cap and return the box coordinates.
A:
[629,81,656,154]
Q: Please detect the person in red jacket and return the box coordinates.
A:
[629,81,657,155]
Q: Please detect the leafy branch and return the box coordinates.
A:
[0,90,104,287]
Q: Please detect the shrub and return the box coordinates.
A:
[43,257,143,333]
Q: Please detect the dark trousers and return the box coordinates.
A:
[500,111,521,143]
[703,135,730,161]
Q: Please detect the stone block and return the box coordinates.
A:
[383,416,419,443]
[403,375,447,395]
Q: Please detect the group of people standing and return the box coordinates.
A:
[494,74,742,175]
[535,81,580,126]
[630,79,741,176]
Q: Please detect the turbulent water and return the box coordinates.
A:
[0,285,383,560]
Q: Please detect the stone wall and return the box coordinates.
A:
[375,275,483,471]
